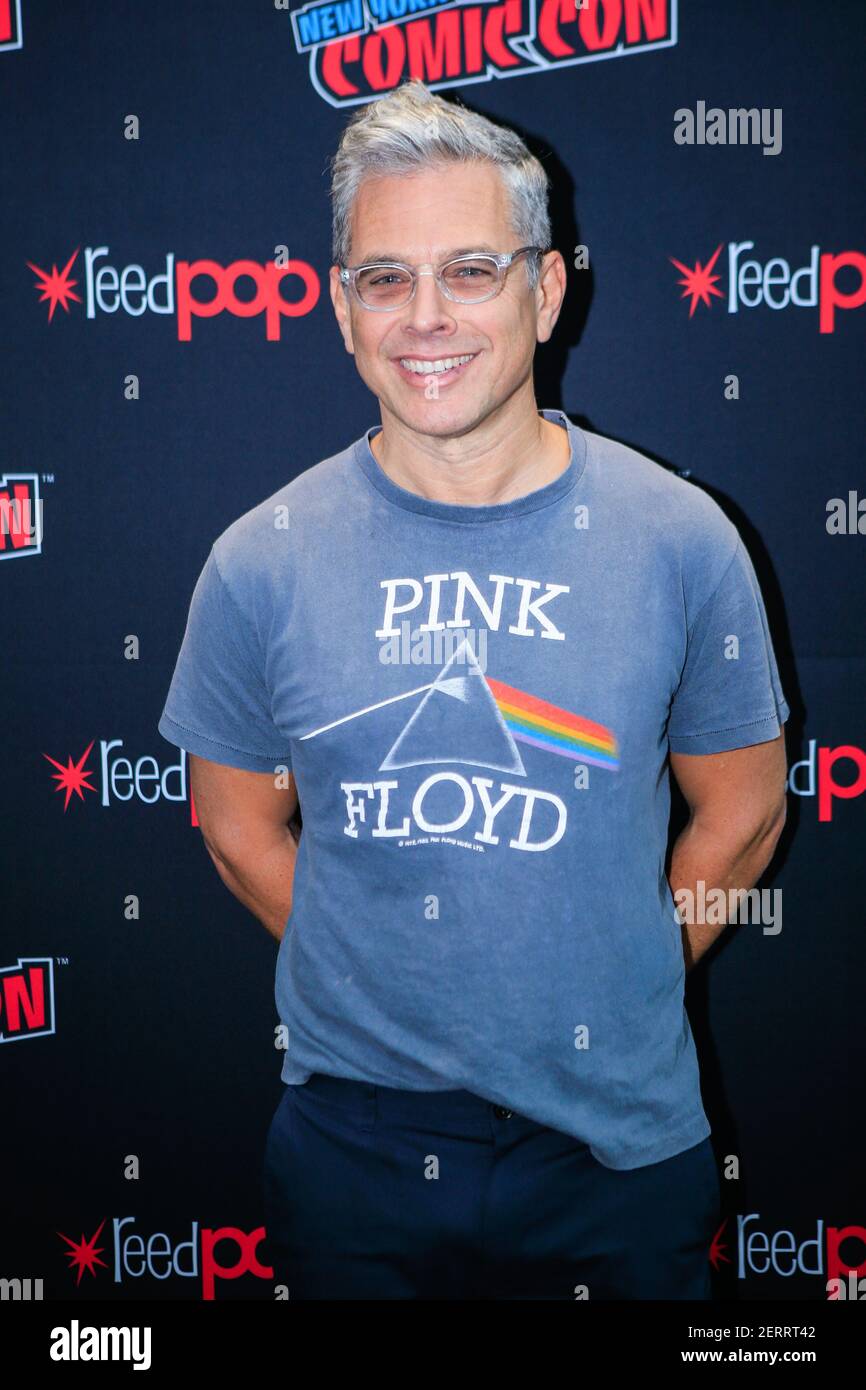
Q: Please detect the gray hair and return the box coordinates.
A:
[329,79,551,289]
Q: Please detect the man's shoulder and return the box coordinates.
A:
[209,436,361,586]
[582,425,740,558]
[584,427,729,522]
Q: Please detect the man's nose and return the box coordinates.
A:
[402,267,456,333]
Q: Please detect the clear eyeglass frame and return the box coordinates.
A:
[339,245,546,311]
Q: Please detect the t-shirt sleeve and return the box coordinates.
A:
[667,535,790,755]
[157,546,292,773]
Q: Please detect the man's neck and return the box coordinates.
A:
[369,397,572,507]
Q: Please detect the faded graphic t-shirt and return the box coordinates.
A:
[158,408,789,1169]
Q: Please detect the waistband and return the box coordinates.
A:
[290,1070,533,1137]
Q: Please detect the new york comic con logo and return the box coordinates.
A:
[0,473,42,560]
[288,0,676,106]
[0,1,23,53]
[0,958,55,1045]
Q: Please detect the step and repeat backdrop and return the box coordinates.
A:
[2,0,864,1302]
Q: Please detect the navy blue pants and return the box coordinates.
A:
[261,1072,719,1300]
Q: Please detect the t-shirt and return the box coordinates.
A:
[158,407,790,1170]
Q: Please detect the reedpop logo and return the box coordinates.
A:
[58,1217,272,1301]
[43,738,200,825]
[27,245,319,340]
[670,241,866,332]
[788,740,866,823]
[713,1214,866,1299]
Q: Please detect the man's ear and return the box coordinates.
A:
[535,249,567,345]
[329,265,355,355]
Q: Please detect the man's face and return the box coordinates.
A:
[329,161,564,439]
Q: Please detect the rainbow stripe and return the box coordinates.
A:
[486,677,619,771]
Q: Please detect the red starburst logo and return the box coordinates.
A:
[57,1218,109,1285]
[26,247,83,321]
[43,740,97,810]
[669,244,725,317]
[709,1217,730,1271]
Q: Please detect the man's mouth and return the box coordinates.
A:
[393,352,479,385]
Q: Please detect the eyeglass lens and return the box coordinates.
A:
[355,257,501,307]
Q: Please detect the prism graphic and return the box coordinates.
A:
[379,639,526,775]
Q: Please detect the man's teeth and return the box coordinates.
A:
[399,354,475,375]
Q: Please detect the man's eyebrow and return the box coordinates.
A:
[354,244,501,264]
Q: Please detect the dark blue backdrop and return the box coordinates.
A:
[2,0,864,1300]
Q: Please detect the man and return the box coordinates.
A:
[158,79,789,1300]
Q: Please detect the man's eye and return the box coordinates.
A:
[447,261,495,280]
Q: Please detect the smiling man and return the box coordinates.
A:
[157,79,790,1300]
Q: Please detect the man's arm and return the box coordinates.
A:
[668,732,788,971]
[189,752,300,942]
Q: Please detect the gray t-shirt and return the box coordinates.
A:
[158,408,789,1169]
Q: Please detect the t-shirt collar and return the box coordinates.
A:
[353,407,586,524]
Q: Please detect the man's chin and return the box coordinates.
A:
[379,391,494,440]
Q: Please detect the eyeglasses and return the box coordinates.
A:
[339,246,545,311]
